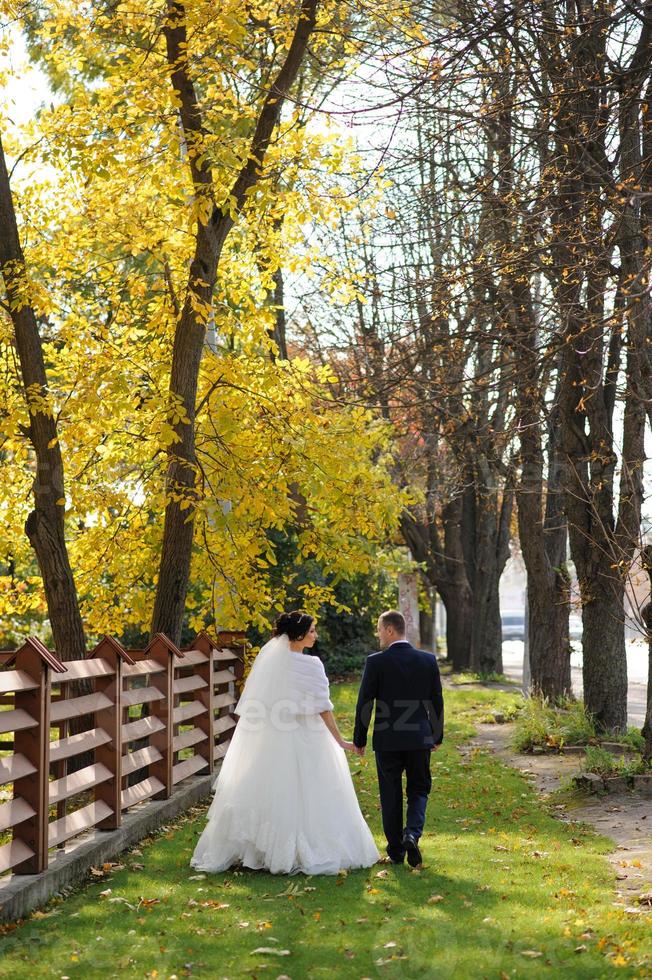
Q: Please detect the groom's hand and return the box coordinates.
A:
[353,745,365,757]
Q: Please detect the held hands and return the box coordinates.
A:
[338,739,365,755]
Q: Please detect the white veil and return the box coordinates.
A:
[211,632,332,795]
[233,632,333,733]
[234,633,294,724]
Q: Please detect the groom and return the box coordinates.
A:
[353,610,444,867]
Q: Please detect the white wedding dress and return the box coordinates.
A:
[191,634,379,875]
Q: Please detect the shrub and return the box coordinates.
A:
[512,697,558,751]
[557,700,597,745]
[583,746,649,778]
[616,728,646,753]
[512,696,597,752]
[584,746,618,776]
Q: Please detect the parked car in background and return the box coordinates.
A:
[501,611,525,641]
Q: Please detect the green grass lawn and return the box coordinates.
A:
[0,683,650,979]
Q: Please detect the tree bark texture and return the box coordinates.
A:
[0,134,86,661]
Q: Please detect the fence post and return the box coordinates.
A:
[12,637,65,874]
[147,633,181,800]
[215,629,246,698]
[91,635,134,830]
[191,632,215,773]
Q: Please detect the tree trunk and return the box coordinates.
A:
[0,134,85,661]
[642,600,652,764]
[469,522,501,675]
[439,582,472,671]
[528,569,571,700]
[471,568,503,676]
[470,483,511,675]
[151,0,319,643]
[400,490,474,670]
[638,547,652,761]
[581,579,628,732]
[270,264,288,360]
[512,281,572,699]
[419,597,434,651]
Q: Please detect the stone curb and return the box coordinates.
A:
[0,772,215,924]
[572,772,652,796]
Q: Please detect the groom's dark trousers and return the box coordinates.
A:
[353,641,444,862]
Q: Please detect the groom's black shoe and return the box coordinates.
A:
[402,833,422,868]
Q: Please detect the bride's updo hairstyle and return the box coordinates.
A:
[273,610,314,641]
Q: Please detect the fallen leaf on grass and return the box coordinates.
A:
[575,945,587,953]
[99,889,112,899]
[520,950,543,958]
[375,871,390,879]
[188,874,206,881]
[427,895,444,904]
[250,948,291,956]
[108,897,138,910]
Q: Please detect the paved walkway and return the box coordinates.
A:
[469,720,652,913]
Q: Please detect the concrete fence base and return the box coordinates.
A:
[0,771,215,924]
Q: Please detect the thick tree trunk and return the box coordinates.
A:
[442,495,474,669]
[642,600,652,764]
[439,583,472,671]
[528,569,571,700]
[419,601,434,651]
[637,548,652,761]
[400,487,475,670]
[512,282,572,699]
[0,134,85,661]
[471,569,503,676]
[151,0,318,642]
[581,580,628,732]
[470,483,510,675]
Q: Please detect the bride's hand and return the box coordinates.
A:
[339,739,354,751]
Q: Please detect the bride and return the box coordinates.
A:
[191,611,380,875]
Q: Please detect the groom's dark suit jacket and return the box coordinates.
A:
[353,641,444,751]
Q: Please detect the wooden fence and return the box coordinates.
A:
[0,630,245,877]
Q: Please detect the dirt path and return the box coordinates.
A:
[467,721,652,911]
